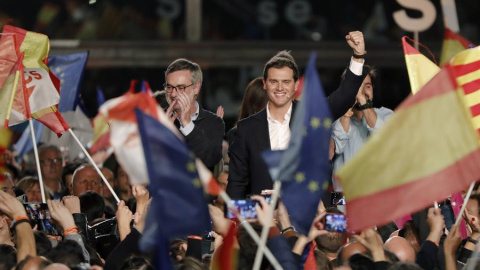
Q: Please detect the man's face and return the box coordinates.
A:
[72,167,102,196]
[100,168,115,198]
[356,75,373,102]
[263,67,298,110]
[165,70,199,111]
[39,149,63,182]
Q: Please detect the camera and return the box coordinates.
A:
[23,203,61,236]
[224,199,259,219]
[330,192,346,206]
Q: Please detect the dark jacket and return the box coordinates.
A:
[177,105,225,172]
[227,68,365,199]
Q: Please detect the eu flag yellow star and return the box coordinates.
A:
[322,181,329,190]
[55,67,61,73]
[295,172,305,183]
[323,118,332,129]
[310,117,321,129]
[192,178,201,188]
[308,181,319,192]
[186,161,196,172]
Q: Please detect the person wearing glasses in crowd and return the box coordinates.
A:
[38,145,65,199]
[164,58,225,172]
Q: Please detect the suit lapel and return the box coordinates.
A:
[256,109,271,150]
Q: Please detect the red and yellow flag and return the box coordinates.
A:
[440,28,475,65]
[450,47,480,137]
[1,25,69,137]
[402,37,440,94]
[336,64,480,231]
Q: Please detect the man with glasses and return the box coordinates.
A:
[164,58,225,172]
[38,145,64,199]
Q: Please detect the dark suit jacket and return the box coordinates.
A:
[177,106,225,172]
[227,68,365,199]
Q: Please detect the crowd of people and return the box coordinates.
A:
[0,30,479,270]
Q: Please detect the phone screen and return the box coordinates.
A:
[330,192,346,206]
[24,203,60,236]
[324,213,347,232]
[225,199,258,219]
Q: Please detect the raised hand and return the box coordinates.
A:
[345,31,366,56]
[47,200,75,230]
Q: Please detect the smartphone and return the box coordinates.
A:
[323,213,347,233]
[224,199,259,219]
[331,192,346,206]
[23,203,60,236]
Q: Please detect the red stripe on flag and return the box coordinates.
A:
[470,103,480,117]
[445,28,475,48]
[345,149,480,231]
[452,60,480,77]
[462,79,480,95]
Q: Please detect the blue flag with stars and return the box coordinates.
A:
[48,52,89,112]
[264,53,332,235]
[135,109,210,238]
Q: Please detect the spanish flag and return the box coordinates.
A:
[440,28,475,65]
[336,60,480,231]
[1,25,69,137]
[402,37,440,94]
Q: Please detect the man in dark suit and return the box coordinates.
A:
[227,31,367,199]
[164,58,225,172]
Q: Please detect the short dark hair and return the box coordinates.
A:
[0,244,17,270]
[165,58,203,85]
[46,240,85,268]
[263,50,299,81]
[80,191,105,223]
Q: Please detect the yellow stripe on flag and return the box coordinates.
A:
[441,40,470,65]
[0,128,12,149]
[451,46,480,66]
[456,69,480,86]
[472,114,480,130]
[337,69,479,201]
[404,54,440,94]
[462,90,480,108]
[31,106,57,119]
[19,32,50,71]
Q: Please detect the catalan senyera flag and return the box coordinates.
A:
[440,28,475,66]
[211,222,238,270]
[0,128,12,188]
[336,65,480,231]
[402,37,440,94]
[450,46,480,137]
[2,25,69,137]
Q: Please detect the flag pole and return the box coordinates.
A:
[414,31,419,50]
[455,182,475,226]
[219,190,282,269]
[252,180,282,270]
[29,119,46,203]
[67,128,120,203]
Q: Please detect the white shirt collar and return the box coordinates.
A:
[266,102,293,123]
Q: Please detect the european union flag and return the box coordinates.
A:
[48,52,89,112]
[136,109,210,238]
[263,53,332,235]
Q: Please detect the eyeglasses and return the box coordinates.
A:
[163,83,194,93]
[40,158,62,166]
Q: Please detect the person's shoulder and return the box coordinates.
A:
[237,108,267,128]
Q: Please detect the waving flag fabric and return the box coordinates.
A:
[402,37,440,94]
[48,51,89,112]
[450,46,480,137]
[1,25,69,137]
[99,91,166,185]
[136,109,211,237]
[336,65,480,231]
[440,28,475,65]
